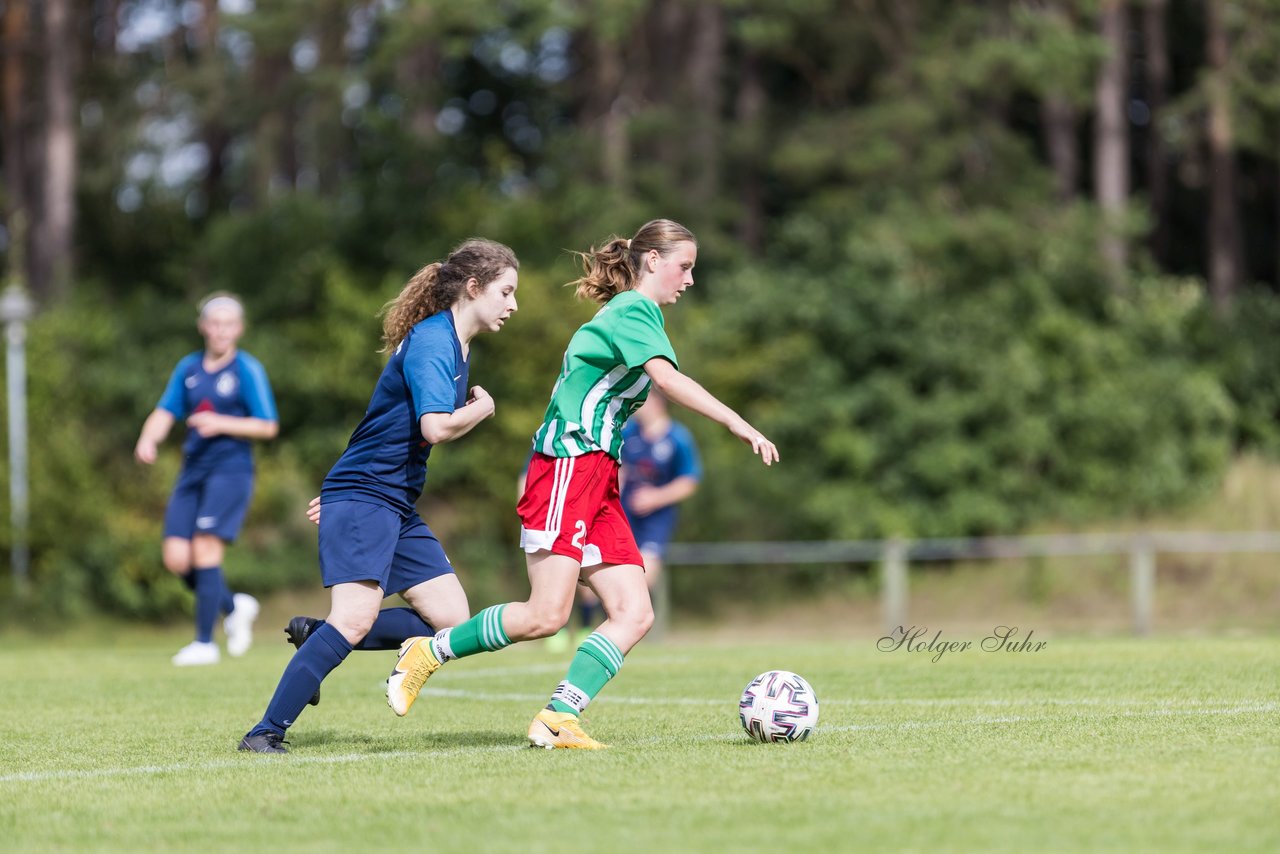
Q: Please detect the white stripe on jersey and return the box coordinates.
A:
[562,431,584,455]
[579,365,629,446]
[538,419,558,456]
[540,419,586,456]
[598,373,650,454]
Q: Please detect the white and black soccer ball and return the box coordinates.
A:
[739,670,819,743]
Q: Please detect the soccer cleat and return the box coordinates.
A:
[284,616,322,706]
[385,636,440,716]
[237,731,289,754]
[171,640,220,666]
[224,593,260,657]
[527,709,608,750]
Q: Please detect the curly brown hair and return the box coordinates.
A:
[380,238,519,352]
[569,219,696,304]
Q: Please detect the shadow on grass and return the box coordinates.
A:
[291,729,519,752]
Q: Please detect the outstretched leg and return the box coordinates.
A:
[239,581,381,753]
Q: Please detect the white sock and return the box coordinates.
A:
[431,628,456,662]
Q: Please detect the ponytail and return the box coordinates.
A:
[569,219,696,305]
[380,238,519,352]
[571,237,639,304]
[380,263,451,352]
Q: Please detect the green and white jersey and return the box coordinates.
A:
[532,290,678,459]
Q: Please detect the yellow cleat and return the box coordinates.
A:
[386,636,441,716]
[527,709,608,750]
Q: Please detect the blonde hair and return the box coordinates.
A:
[197,291,244,320]
[380,238,519,352]
[570,218,697,304]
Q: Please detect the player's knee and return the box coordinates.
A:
[527,602,572,639]
[629,603,656,640]
[190,535,224,567]
[161,543,191,574]
[326,610,376,643]
[601,601,653,645]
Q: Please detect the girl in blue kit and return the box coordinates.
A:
[135,293,278,666]
[238,238,519,754]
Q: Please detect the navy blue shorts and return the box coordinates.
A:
[163,468,254,542]
[318,499,454,592]
[629,512,678,558]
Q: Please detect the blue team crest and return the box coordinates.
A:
[216,371,239,398]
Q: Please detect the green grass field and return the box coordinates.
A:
[1,628,1277,852]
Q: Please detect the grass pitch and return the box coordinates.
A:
[1,627,1276,852]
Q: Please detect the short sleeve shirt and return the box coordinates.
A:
[531,290,677,459]
[157,350,277,474]
[322,311,469,515]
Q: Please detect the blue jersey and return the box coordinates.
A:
[157,350,277,474]
[322,311,469,516]
[620,420,701,526]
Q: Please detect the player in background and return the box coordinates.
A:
[575,391,701,638]
[237,238,519,753]
[386,219,777,749]
[134,293,277,667]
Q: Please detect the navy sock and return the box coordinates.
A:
[193,567,224,643]
[578,601,602,630]
[220,583,236,616]
[181,571,197,592]
[250,623,352,736]
[355,607,435,651]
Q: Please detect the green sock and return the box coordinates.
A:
[431,605,510,661]
[548,632,625,715]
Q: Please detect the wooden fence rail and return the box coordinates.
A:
[663,532,1280,636]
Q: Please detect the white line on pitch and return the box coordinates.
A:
[1,702,1274,785]
[420,687,1276,710]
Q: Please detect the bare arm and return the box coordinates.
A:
[643,358,778,466]
[185,411,279,441]
[420,385,496,445]
[134,409,177,464]
[627,474,700,516]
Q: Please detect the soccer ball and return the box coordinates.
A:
[739,670,819,743]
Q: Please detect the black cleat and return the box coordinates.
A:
[238,731,289,754]
[285,616,323,706]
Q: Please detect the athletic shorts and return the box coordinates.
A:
[163,468,254,542]
[517,451,643,569]
[628,511,678,558]
[318,499,454,591]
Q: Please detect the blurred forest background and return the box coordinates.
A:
[2,0,1280,621]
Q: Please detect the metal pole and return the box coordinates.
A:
[1,285,33,590]
[652,564,671,641]
[881,539,908,635]
[1129,538,1156,637]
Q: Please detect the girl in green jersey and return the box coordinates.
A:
[387,219,778,748]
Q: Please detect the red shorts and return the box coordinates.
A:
[517,451,643,568]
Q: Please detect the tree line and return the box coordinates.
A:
[1,1,1278,618]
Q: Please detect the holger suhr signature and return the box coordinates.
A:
[877,625,1048,663]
